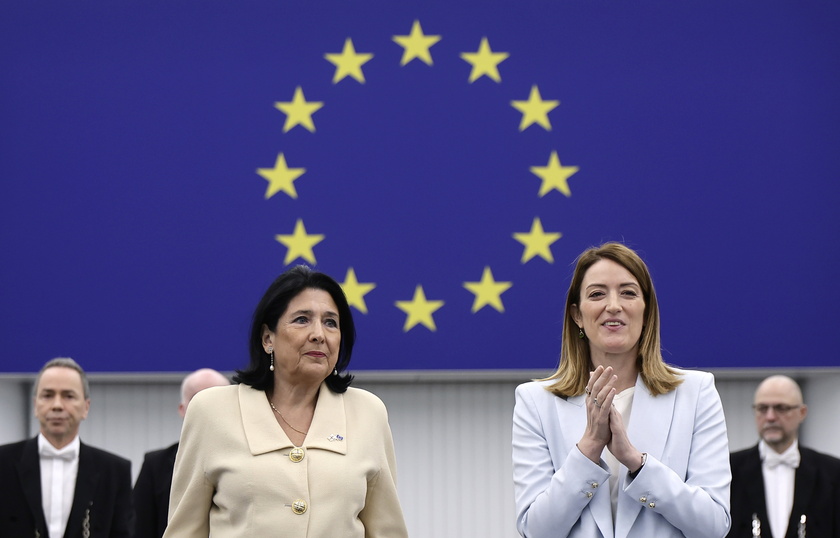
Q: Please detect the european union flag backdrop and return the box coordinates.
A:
[2,1,839,373]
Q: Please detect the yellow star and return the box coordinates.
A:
[511,85,559,131]
[530,151,579,197]
[256,153,305,200]
[324,38,373,84]
[395,285,444,332]
[274,219,324,265]
[463,266,513,313]
[460,37,509,83]
[340,267,376,314]
[273,86,324,133]
[513,218,562,263]
[392,20,441,66]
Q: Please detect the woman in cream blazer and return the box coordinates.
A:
[164,266,407,537]
[513,243,730,538]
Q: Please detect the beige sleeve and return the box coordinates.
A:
[358,398,409,538]
[162,391,215,538]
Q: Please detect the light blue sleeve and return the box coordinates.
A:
[512,383,610,537]
[623,372,732,538]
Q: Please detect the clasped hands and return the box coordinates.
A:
[577,365,644,474]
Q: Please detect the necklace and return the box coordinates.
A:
[268,400,309,435]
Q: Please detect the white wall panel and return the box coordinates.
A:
[802,375,840,458]
[357,381,519,537]
[715,377,762,452]
[0,379,29,445]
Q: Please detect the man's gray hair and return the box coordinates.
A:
[33,357,90,400]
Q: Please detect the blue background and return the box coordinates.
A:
[2,1,839,373]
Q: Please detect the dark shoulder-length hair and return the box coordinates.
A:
[234,265,355,393]
[541,242,682,397]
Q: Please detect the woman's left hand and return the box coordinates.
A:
[606,405,644,474]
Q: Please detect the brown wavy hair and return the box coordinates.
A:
[541,242,682,397]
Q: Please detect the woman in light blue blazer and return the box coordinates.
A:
[513,242,731,538]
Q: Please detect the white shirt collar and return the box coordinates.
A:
[759,438,800,467]
[38,433,81,461]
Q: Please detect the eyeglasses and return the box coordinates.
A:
[752,404,801,415]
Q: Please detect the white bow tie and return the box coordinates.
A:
[763,449,800,469]
[40,443,77,461]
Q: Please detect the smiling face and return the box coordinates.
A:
[262,288,341,387]
[33,366,91,449]
[571,258,646,364]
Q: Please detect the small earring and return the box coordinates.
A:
[268,348,275,371]
[333,368,338,376]
[578,327,585,339]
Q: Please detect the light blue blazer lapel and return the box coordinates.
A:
[615,374,677,537]
[563,393,615,538]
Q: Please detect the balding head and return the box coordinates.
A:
[753,375,807,453]
[179,368,230,418]
[756,375,803,405]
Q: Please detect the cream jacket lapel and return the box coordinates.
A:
[240,382,347,456]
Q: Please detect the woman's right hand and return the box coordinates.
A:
[576,365,617,464]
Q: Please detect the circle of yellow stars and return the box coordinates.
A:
[257,20,580,332]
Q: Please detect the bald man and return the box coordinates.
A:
[728,375,840,538]
[132,369,229,538]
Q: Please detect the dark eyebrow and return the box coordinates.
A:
[290,309,339,318]
[584,282,639,290]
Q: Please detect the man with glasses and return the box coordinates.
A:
[728,375,840,537]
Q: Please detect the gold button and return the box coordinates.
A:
[289,447,305,463]
[585,491,593,498]
[639,496,647,503]
[649,502,656,509]
[292,499,307,514]
[591,482,599,488]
